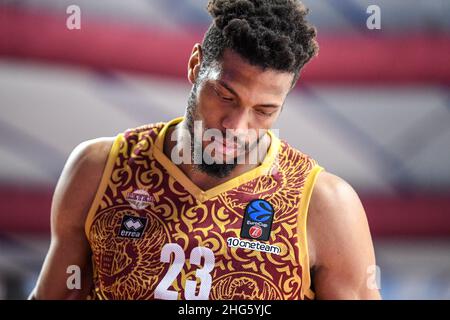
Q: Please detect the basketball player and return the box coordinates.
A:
[30,0,381,300]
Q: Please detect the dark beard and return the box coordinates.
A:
[185,86,238,179]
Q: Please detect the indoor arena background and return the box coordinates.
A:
[0,0,449,299]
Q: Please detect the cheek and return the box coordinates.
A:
[251,114,276,132]
[196,88,226,123]
[263,109,281,127]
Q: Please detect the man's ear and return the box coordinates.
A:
[188,44,203,84]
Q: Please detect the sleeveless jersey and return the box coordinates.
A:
[85,117,324,300]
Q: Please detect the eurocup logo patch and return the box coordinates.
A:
[240,199,275,241]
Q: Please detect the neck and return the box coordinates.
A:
[163,120,271,191]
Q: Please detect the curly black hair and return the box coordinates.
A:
[201,0,318,83]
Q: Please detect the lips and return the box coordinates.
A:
[222,142,237,153]
[212,139,237,154]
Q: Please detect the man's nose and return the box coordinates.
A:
[221,107,249,132]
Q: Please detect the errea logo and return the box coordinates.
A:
[125,218,144,231]
[118,215,148,239]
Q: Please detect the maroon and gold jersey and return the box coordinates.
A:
[85,117,323,300]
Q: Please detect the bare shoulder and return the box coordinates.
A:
[307,170,370,267]
[59,137,115,197]
[71,137,115,169]
[52,137,115,231]
[31,137,116,300]
[306,170,380,299]
[309,171,363,216]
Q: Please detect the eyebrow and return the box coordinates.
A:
[217,80,238,97]
[217,80,281,109]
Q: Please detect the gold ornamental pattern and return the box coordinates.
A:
[87,121,317,300]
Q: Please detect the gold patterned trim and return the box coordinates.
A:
[153,117,281,203]
[84,134,123,240]
[297,165,324,300]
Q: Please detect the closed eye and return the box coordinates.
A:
[221,96,234,102]
[256,110,275,117]
[214,87,234,102]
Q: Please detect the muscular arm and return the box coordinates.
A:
[29,138,113,299]
[308,171,381,300]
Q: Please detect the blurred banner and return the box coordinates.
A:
[0,0,449,299]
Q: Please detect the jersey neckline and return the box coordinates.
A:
[153,117,280,203]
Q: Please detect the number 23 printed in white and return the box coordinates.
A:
[154,243,215,300]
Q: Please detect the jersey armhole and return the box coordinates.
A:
[84,134,123,241]
[297,164,324,300]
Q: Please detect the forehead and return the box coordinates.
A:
[209,49,294,97]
